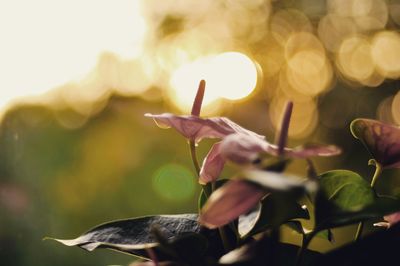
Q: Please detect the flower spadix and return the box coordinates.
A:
[220,102,341,164]
[199,101,340,229]
[146,80,264,184]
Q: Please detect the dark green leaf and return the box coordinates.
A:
[47,214,200,259]
[315,170,400,231]
[239,193,309,237]
[285,221,334,243]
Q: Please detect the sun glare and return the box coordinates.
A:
[170,52,259,112]
[0,0,145,109]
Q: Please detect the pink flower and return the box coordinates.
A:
[146,80,264,184]
[199,142,226,185]
[199,179,266,229]
[199,102,341,229]
[144,113,264,144]
[219,133,341,164]
[374,211,400,228]
[351,119,400,169]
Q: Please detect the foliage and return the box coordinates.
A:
[49,81,400,265]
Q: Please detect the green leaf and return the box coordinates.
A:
[239,193,309,238]
[198,179,228,211]
[47,214,201,259]
[314,170,400,231]
[285,221,334,243]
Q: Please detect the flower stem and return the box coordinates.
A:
[189,140,201,175]
[354,162,382,241]
[189,138,231,252]
[295,232,314,266]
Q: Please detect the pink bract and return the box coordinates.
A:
[220,133,341,164]
[199,142,226,185]
[199,179,266,229]
[351,119,400,169]
[145,113,264,143]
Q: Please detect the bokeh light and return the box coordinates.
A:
[0,0,146,109]
[371,31,400,79]
[336,35,375,83]
[269,97,318,139]
[170,52,259,112]
[392,91,400,125]
[152,164,196,202]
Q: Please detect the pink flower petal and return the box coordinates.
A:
[199,180,266,229]
[351,119,400,169]
[199,142,226,185]
[145,113,264,143]
[220,133,270,164]
[265,143,342,158]
[219,134,340,164]
[384,211,400,228]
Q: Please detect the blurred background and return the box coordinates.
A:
[1,0,400,265]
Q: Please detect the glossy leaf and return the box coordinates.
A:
[285,221,335,243]
[48,214,201,258]
[239,193,309,237]
[315,170,400,230]
[350,118,400,169]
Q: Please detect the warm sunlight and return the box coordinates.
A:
[0,0,145,108]
[169,52,259,112]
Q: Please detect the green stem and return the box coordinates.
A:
[295,233,313,266]
[370,162,382,188]
[189,139,231,251]
[354,162,382,241]
[189,140,201,176]
[218,227,233,252]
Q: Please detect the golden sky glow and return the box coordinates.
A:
[2,0,400,138]
[0,0,146,108]
[170,52,259,112]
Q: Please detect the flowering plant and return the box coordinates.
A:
[48,81,400,266]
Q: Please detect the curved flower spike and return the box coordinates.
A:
[351,119,400,169]
[145,113,264,143]
[199,142,226,185]
[220,133,341,164]
[199,180,266,229]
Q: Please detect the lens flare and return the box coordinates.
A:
[170,52,259,112]
[152,164,195,202]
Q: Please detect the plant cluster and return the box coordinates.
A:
[49,81,400,265]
